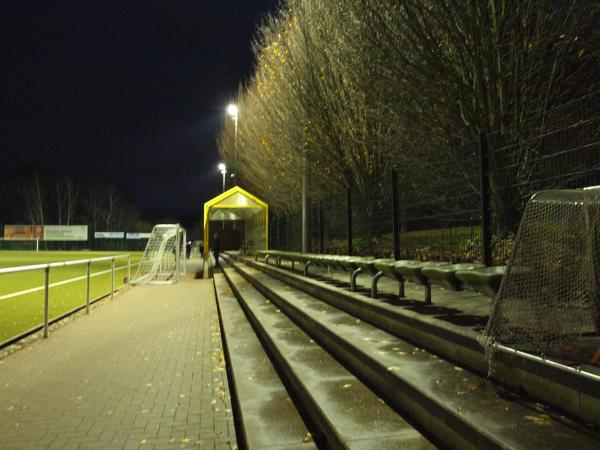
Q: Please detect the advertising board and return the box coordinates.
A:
[3,225,44,240]
[94,232,125,239]
[44,225,88,241]
[126,232,152,239]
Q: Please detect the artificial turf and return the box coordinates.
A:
[0,251,143,345]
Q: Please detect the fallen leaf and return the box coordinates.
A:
[525,414,551,425]
[303,432,313,443]
[342,384,352,389]
[470,380,487,390]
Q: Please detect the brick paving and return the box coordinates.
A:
[0,258,237,450]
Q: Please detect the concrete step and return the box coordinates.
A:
[213,273,316,449]
[241,257,600,429]
[221,267,435,450]
[230,261,600,450]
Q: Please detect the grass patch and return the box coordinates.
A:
[0,251,143,345]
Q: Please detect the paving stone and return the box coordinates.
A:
[0,258,237,450]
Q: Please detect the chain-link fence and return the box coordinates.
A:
[269,91,600,264]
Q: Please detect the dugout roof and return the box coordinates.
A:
[202,185,269,252]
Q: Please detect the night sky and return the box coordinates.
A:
[1,1,275,219]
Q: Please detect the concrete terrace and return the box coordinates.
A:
[0,258,237,450]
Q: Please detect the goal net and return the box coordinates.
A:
[480,189,600,368]
[133,224,186,284]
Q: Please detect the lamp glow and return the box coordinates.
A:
[227,104,238,118]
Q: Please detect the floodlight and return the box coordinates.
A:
[218,163,226,171]
[227,104,238,118]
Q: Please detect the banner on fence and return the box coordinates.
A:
[44,225,88,241]
[3,225,44,240]
[126,232,151,239]
[95,231,125,239]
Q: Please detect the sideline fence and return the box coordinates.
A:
[269,91,600,264]
[0,254,138,348]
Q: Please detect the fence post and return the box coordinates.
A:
[347,188,353,255]
[183,231,187,276]
[111,257,115,299]
[43,266,50,338]
[319,201,324,253]
[127,256,131,289]
[479,132,493,266]
[86,260,91,314]
[392,169,400,260]
[302,151,311,253]
[175,228,181,283]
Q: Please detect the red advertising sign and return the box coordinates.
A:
[3,225,45,240]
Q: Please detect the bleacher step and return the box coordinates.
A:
[214,274,316,449]
[244,257,600,428]
[231,262,600,450]
[222,267,435,450]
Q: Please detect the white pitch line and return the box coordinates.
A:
[0,262,141,302]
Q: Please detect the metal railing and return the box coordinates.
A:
[0,254,136,347]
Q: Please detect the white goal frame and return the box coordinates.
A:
[132,224,186,285]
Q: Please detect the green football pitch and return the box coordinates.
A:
[0,251,143,345]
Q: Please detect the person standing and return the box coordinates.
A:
[211,232,221,268]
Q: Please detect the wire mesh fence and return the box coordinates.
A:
[269,91,600,264]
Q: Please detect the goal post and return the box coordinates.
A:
[132,224,186,284]
[480,188,600,371]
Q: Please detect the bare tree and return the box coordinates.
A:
[54,174,80,225]
[18,171,47,225]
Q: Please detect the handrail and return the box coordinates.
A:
[0,254,131,274]
[0,253,134,344]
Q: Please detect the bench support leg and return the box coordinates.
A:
[399,279,405,297]
[371,271,384,298]
[351,268,363,292]
[424,284,432,304]
[291,260,295,270]
[265,255,270,265]
[276,256,282,267]
[303,260,313,276]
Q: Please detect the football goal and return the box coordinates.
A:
[480,188,600,370]
[133,224,186,284]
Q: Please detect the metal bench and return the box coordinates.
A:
[421,263,485,291]
[455,266,506,297]
[394,261,450,304]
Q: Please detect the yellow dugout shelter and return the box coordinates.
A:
[203,186,268,277]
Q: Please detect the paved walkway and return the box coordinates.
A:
[0,258,237,450]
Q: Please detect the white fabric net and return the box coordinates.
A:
[480,189,600,369]
[134,224,183,284]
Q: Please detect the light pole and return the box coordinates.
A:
[227,103,238,185]
[218,163,227,192]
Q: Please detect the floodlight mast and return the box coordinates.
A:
[227,104,238,185]
[218,163,227,192]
